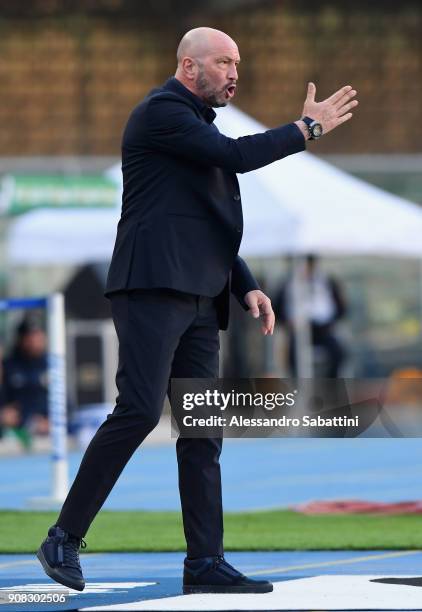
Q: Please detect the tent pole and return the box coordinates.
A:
[292,256,313,379]
[261,264,275,375]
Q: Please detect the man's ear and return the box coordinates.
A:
[182,57,197,81]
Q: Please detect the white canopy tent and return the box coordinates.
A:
[214,106,422,258]
[7,104,422,264]
[7,207,121,265]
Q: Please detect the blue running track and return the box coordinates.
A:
[1,438,422,511]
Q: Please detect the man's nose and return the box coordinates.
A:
[228,64,238,80]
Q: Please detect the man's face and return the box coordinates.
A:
[195,45,240,108]
[20,330,47,358]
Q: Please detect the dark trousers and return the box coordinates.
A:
[57,289,222,558]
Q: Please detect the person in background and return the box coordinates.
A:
[0,316,49,441]
[274,255,348,377]
[0,345,6,438]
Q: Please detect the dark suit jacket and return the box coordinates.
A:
[105,77,305,329]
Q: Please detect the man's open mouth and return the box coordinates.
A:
[225,85,236,99]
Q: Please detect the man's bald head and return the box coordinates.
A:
[176,27,237,65]
[175,27,240,108]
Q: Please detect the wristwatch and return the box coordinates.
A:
[301,116,323,140]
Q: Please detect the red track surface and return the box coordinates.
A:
[294,499,422,514]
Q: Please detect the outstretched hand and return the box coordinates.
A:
[302,82,358,134]
[244,290,275,336]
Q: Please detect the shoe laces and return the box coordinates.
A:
[60,535,86,569]
[213,554,240,574]
[213,555,246,581]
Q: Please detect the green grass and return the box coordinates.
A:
[1,510,422,554]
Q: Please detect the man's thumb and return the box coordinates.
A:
[250,306,260,318]
[307,81,316,101]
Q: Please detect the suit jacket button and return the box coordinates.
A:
[237,228,242,233]
[233,194,241,201]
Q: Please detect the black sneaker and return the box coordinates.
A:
[183,555,273,594]
[36,526,86,591]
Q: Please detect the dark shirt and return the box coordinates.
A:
[2,350,48,421]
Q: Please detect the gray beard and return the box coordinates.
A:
[196,70,228,108]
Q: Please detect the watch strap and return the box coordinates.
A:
[301,116,315,127]
[301,116,321,140]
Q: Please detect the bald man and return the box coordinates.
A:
[37,27,357,594]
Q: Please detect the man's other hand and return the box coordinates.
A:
[244,290,275,336]
[301,82,358,135]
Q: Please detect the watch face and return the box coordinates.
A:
[311,123,323,138]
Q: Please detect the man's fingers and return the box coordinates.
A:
[264,317,275,335]
[262,318,273,334]
[334,89,357,110]
[336,99,359,117]
[336,112,353,126]
[328,85,353,105]
[260,302,275,335]
[306,81,316,103]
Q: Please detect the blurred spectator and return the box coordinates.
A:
[273,255,348,377]
[0,345,5,426]
[0,315,49,444]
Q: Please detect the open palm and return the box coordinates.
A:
[302,82,358,134]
